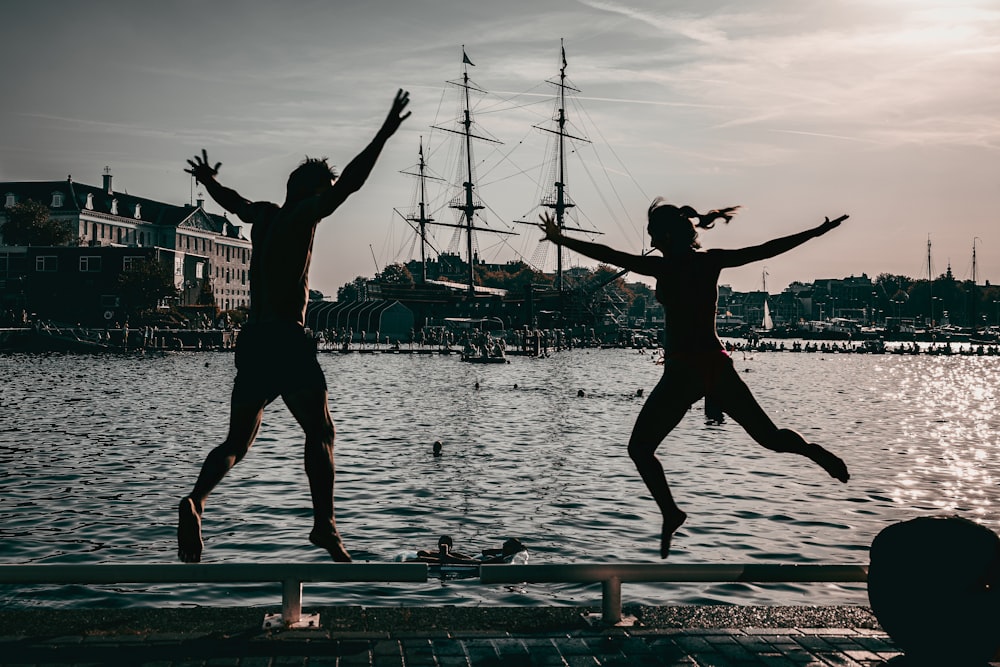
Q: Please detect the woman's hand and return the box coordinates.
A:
[819,214,849,234]
[538,212,560,242]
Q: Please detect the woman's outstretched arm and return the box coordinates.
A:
[717,214,847,268]
[538,213,662,276]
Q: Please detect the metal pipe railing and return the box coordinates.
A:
[480,563,869,624]
[0,562,868,626]
[0,563,428,627]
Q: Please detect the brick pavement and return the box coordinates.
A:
[1,607,997,666]
[0,624,907,666]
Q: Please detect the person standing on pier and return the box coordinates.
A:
[539,200,850,558]
[177,90,411,563]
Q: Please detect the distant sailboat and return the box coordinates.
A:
[762,300,774,331]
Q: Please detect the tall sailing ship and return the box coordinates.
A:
[384,42,639,335]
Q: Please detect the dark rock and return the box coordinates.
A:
[868,515,1000,665]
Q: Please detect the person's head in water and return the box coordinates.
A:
[646,197,740,254]
[286,157,338,203]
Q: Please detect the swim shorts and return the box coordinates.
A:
[232,322,326,403]
[665,348,734,395]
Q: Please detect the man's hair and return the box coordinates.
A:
[286,157,338,197]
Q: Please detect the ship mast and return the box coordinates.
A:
[544,41,590,293]
[434,47,516,296]
[516,40,599,292]
[397,48,517,294]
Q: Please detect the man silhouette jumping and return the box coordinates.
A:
[177,90,411,563]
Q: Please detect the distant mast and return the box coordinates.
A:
[398,137,441,282]
[972,237,981,333]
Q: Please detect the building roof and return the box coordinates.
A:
[0,178,244,240]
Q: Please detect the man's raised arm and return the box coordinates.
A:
[185,149,253,220]
[314,89,411,218]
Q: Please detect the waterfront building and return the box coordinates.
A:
[0,170,252,323]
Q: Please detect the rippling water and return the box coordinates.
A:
[1,346,998,609]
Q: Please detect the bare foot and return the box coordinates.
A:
[177,497,203,563]
[661,510,687,559]
[806,444,850,483]
[309,529,352,562]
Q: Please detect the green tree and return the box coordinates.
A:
[117,258,177,317]
[1,200,73,246]
[476,261,552,291]
[379,263,414,285]
[337,276,368,302]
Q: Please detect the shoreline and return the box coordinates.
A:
[0,605,881,637]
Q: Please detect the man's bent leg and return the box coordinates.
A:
[283,389,351,562]
[178,398,265,563]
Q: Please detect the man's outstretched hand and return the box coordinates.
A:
[185,149,221,185]
[379,89,412,138]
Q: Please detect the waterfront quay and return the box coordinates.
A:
[0,605,925,667]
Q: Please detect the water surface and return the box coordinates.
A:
[1,346,997,608]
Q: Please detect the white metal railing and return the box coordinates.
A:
[480,563,869,624]
[0,562,868,627]
[0,563,428,628]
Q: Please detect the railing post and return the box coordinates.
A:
[281,578,302,625]
[601,576,622,625]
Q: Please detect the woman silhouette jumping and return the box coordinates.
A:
[539,200,850,558]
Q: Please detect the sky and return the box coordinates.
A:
[2,0,998,297]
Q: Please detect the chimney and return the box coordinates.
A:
[102,166,113,194]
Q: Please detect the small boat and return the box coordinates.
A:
[461,348,508,364]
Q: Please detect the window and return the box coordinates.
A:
[134,203,141,220]
[110,199,118,216]
[36,256,57,272]
[4,194,14,208]
[123,256,144,271]
[85,193,94,210]
[195,262,204,279]
[80,256,102,272]
[51,192,64,207]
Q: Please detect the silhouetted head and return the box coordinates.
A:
[286,157,337,203]
[502,537,525,556]
[647,197,740,253]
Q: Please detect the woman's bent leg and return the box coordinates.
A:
[715,366,849,483]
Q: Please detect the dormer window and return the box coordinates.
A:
[110,199,118,215]
[134,203,141,220]
[51,192,64,207]
[4,194,14,208]
[85,193,94,210]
